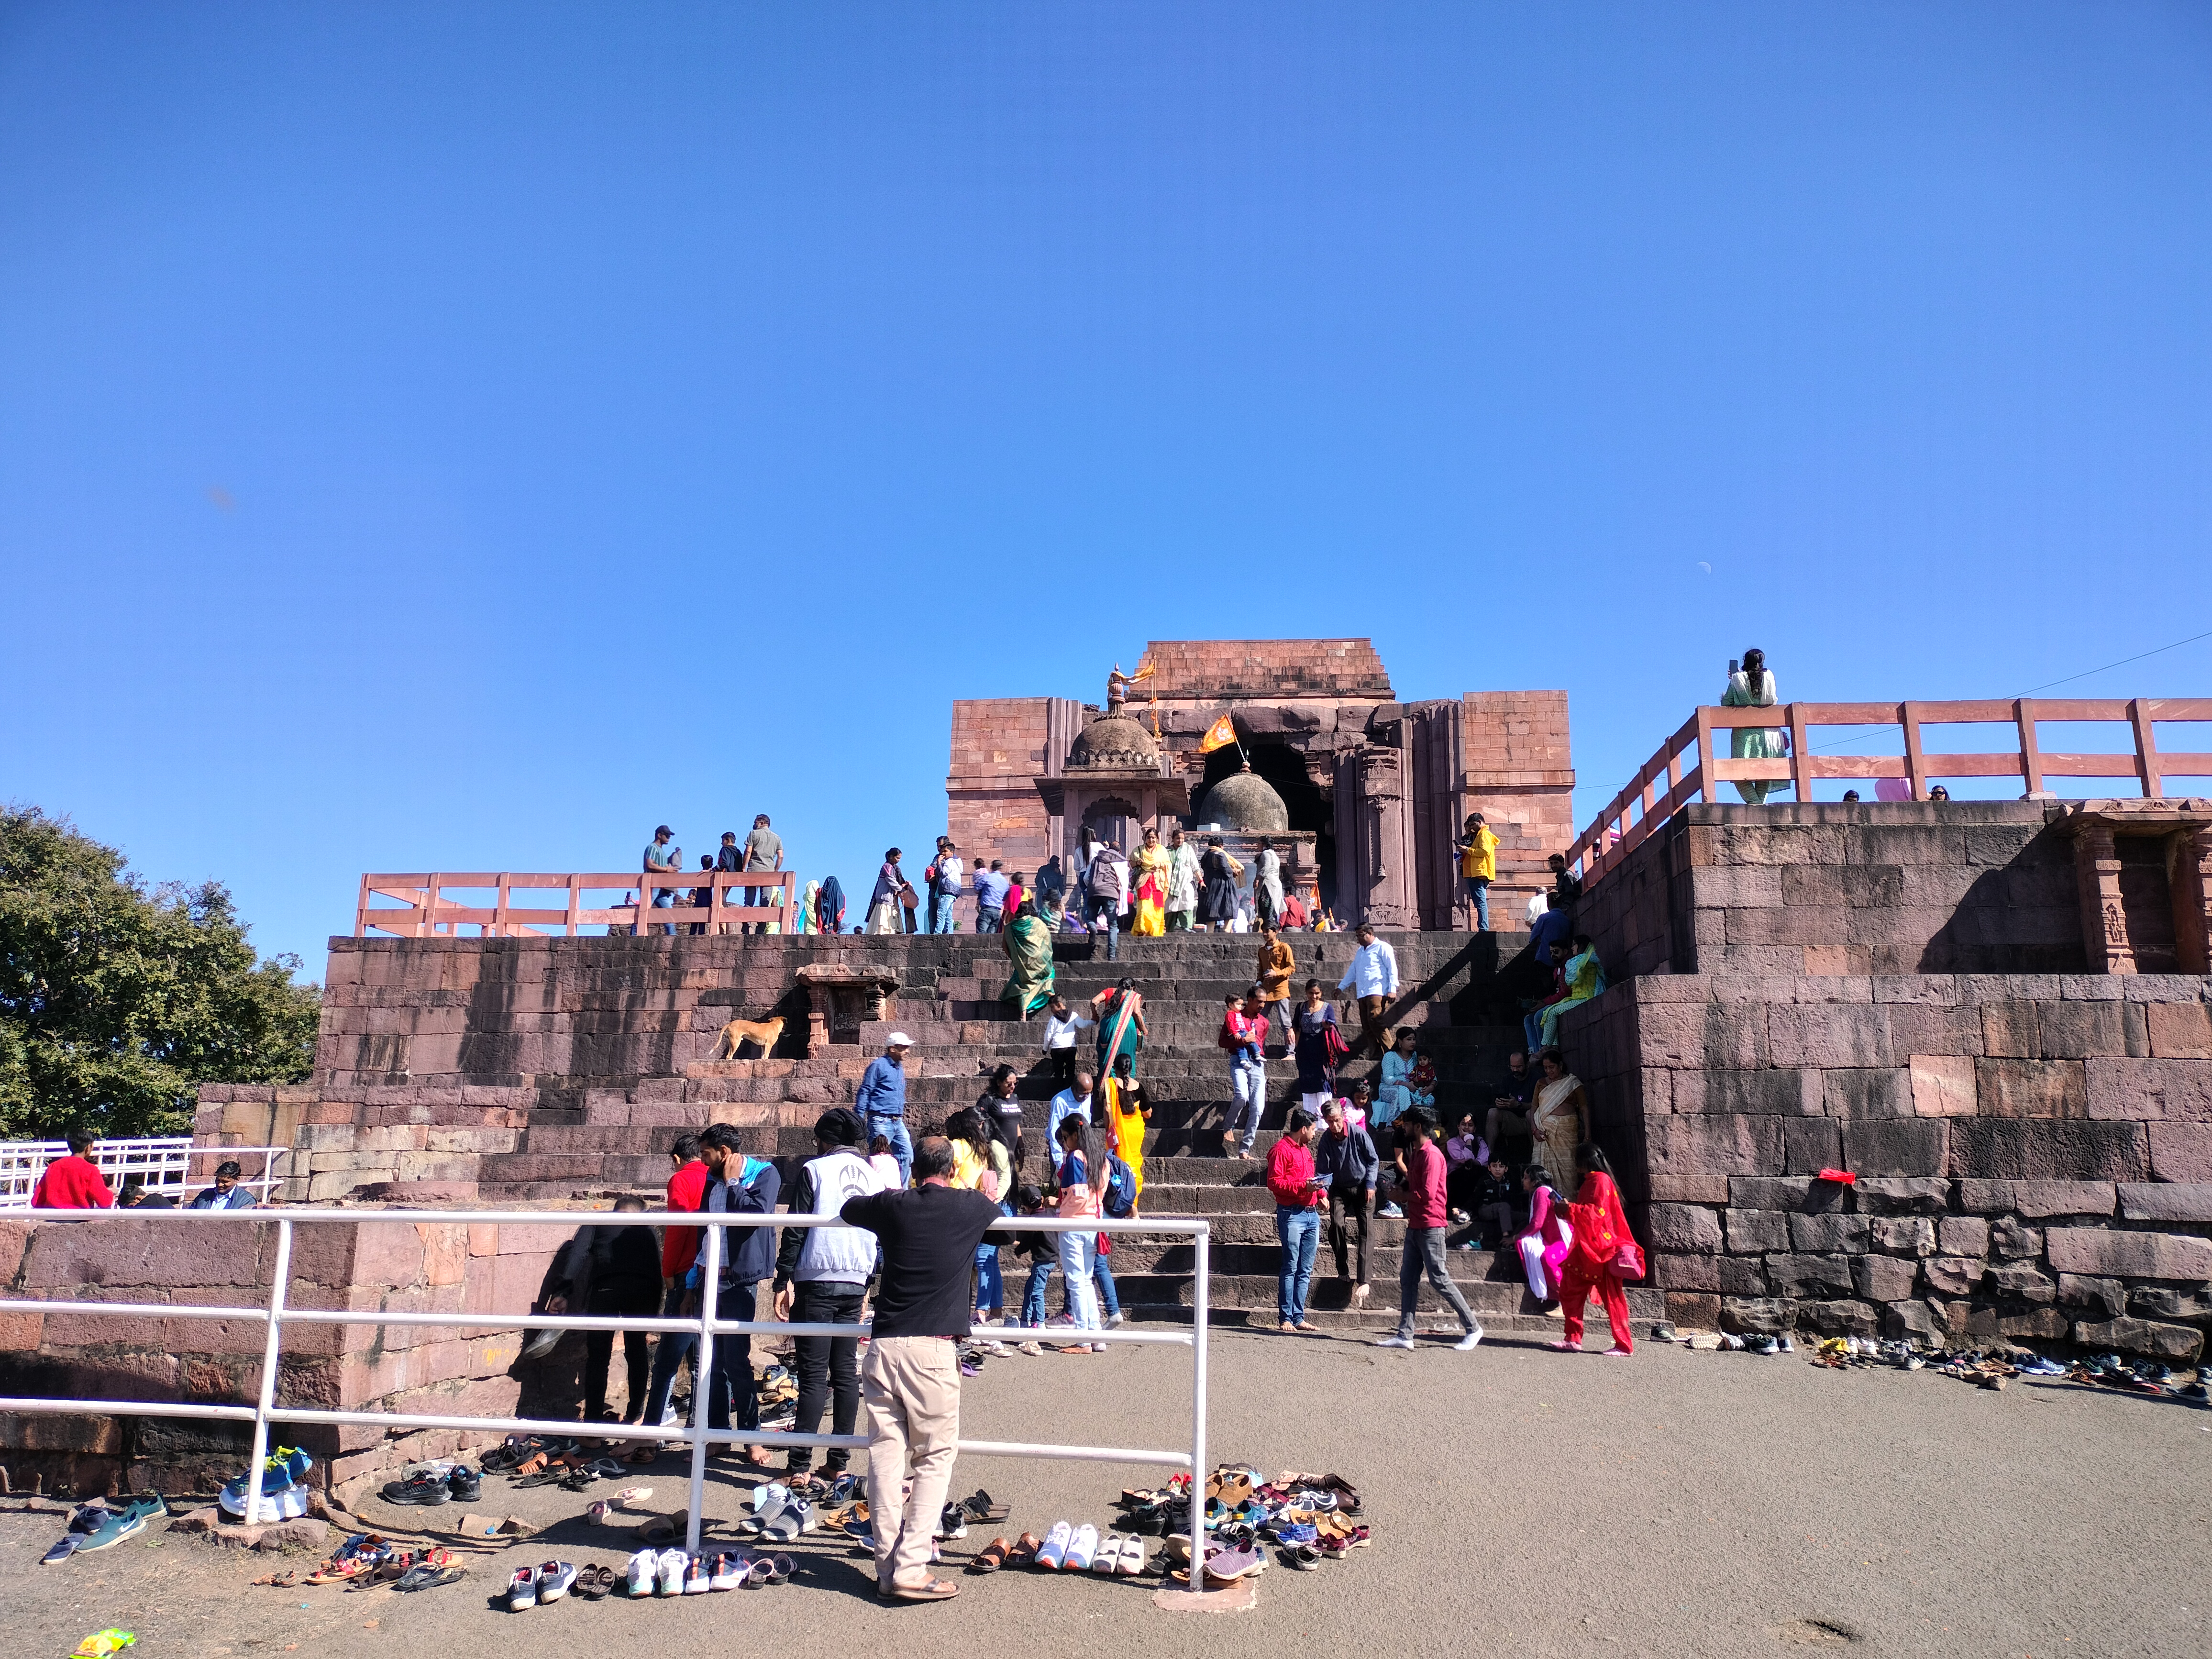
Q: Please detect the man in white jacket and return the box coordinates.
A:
[771,1107,891,1483]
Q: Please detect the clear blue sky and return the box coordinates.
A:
[5,4,2210,977]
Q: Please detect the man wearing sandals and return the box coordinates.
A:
[841,1135,1003,1602]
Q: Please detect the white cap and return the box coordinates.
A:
[887,1032,915,1048]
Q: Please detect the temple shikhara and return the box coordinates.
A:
[945,638,1574,927]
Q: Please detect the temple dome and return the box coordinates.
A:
[1195,765,1290,832]
[1067,711,1161,771]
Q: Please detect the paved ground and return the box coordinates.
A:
[8,1324,2209,1658]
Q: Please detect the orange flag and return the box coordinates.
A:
[1199,712,1239,753]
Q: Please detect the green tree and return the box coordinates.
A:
[0,807,321,1140]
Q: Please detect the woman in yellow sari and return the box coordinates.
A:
[1130,826,1170,937]
[1101,1052,1151,1206]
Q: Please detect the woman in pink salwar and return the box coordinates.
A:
[1512,1165,1573,1308]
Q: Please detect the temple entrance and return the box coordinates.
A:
[1081,796,1141,859]
[1192,741,1338,914]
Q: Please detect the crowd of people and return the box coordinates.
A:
[27,1133,258,1211]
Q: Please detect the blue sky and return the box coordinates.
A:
[4,3,2209,975]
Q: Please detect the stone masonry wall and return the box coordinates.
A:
[1556,973,2212,1359]
[1577,802,2087,983]
[0,1213,588,1502]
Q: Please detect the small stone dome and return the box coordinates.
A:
[1196,765,1290,832]
[1067,712,1161,771]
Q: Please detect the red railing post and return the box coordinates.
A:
[1787,702,1811,802]
[2131,699,2163,799]
[2015,699,2043,796]
[1694,706,1715,804]
[1902,704,1926,801]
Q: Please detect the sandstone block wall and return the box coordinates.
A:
[1557,973,2212,1357]
[1578,802,2086,981]
[0,1213,593,1502]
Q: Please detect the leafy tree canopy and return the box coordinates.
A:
[0,807,321,1139]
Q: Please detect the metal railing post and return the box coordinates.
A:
[1188,1222,1209,1596]
[685,1221,722,1558]
[245,1218,294,1523]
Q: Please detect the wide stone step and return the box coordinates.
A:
[1099,1272,1666,1323]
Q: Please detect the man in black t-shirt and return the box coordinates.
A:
[841,1136,1001,1603]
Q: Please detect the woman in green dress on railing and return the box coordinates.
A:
[1723,645,1787,804]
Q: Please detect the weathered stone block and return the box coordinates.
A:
[1718,1256,1771,1295]
[1997,1307,2068,1339]
[1787,1214,1871,1253]
[2009,1180,2115,1219]
[1724,1209,1790,1253]
[2116,1182,2212,1223]
[1870,1216,1936,1256]
[1841,1119,1947,1176]
[1985,1262,2057,1304]
[1939,1217,1990,1257]
[1822,1066,1913,1120]
[2145,1001,2212,1060]
[2037,999,2145,1060]
[1766,1005,1893,1069]
[1924,1257,1984,1296]
[1799,1298,1880,1336]
[1663,1291,1721,1329]
[1645,1115,1784,1181]
[2046,1228,2212,1280]
[1947,1120,2150,1182]
[1719,1296,1798,1334]
[1991,1216,2042,1260]
[1783,1117,1843,1175]
[2083,1058,2212,1124]
[1882,1299,1943,1343]
[1647,1205,1724,1255]
[1977,1057,2088,1119]
[1728,1175,1842,1212]
[2071,1316,2205,1362]
[1672,1069,1823,1116]
[1654,1253,1721,1292]
[1980,1002,2041,1059]
[1853,1255,1919,1301]
[2147,1124,2212,1182]
[1647,1173,1732,1204]
[1853,1176,1950,1215]
[1767,1253,1856,1298]
[2057,1274,2125,1319]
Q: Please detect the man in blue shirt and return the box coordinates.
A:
[1046,1069,1095,1149]
[188,1160,257,1210]
[856,1033,915,1185]
[1529,900,1572,961]
[974,861,1010,934]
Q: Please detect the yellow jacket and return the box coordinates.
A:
[1460,825,1498,881]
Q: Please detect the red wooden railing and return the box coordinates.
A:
[1566,697,2212,887]
[356,870,798,938]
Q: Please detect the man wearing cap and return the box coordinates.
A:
[643,824,681,937]
[927,836,963,935]
[771,1107,890,1486]
[856,1033,916,1185]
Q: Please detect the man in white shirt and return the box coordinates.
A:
[928,837,963,935]
[1047,1071,1096,1148]
[1335,923,1401,1059]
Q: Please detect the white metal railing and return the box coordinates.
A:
[0,1206,1214,1592]
[0,1141,289,1209]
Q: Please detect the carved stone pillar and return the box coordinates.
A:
[2178,826,2212,976]
[2071,823,2135,973]
[1357,744,1417,929]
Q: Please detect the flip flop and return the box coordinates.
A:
[959,1488,1008,1522]
[572,1564,614,1600]
[1006,1532,1044,1565]
[880,1575,961,1601]
[969,1537,1013,1573]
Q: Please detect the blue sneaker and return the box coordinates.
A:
[76,1510,147,1552]
[220,1448,313,1517]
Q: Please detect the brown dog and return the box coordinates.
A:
[712,1016,785,1060]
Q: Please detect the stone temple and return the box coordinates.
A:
[945,639,1574,927]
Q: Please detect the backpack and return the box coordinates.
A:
[1101,1153,1138,1219]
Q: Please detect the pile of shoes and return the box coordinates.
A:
[2069,1352,2208,1403]
[381,1462,481,1506]
[755,1364,798,1431]
[40,1494,168,1565]
[1810,1337,1924,1371]
[217,1447,314,1519]
[611,1546,794,1600]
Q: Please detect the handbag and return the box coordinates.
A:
[1610,1239,1646,1281]
[1322,1020,1350,1067]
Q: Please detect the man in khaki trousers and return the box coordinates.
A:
[840,1136,1002,1602]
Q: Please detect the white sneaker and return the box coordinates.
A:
[1374,1334,1416,1349]
[626,1548,657,1597]
[656,1548,687,1597]
[1454,1326,1485,1352]
[1108,1312,1128,1328]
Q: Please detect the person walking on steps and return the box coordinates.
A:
[1267,1108,1326,1333]
[841,1136,1003,1602]
[1553,1142,1637,1357]
[1336,923,1400,1058]
[1315,1097,1378,1308]
[857,1034,917,1185]
[1374,1109,1484,1353]
[1222,988,1268,1161]
[1086,839,1125,961]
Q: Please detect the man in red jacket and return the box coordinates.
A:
[1265,1109,1325,1334]
[32,1131,113,1210]
[1375,1110,1483,1352]
[640,1133,709,1427]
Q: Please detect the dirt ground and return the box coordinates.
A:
[9,1325,2210,1659]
